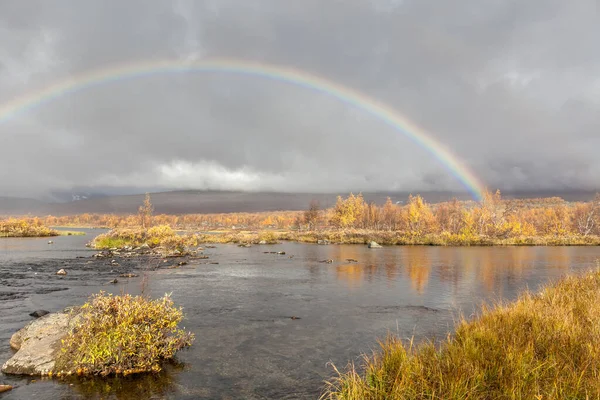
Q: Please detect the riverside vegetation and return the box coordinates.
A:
[91,224,200,252]
[0,218,60,237]
[0,218,85,237]
[323,267,600,400]
[54,292,194,376]
[2,292,194,378]
[65,190,600,247]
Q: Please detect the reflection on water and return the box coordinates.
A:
[405,247,431,294]
[0,228,106,262]
[331,246,586,298]
[64,361,186,400]
[1,240,600,399]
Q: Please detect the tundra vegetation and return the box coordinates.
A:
[322,268,600,400]
[54,291,194,376]
[16,190,600,245]
[0,218,59,237]
[91,224,200,251]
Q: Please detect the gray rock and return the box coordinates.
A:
[368,241,383,248]
[258,240,267,245]
[317,239,330,245]
[29,310,50,318]
[2,312,80,376]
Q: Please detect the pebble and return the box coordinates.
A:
[29,310,50,318]
[0,385,13,393]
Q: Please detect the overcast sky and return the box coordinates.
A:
[0,0,598,199]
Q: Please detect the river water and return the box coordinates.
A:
[1,231,599,399]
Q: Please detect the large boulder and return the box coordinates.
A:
[368,241,383,248]
[2,312,79,376]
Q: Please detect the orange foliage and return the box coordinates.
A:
[16,191,599,241]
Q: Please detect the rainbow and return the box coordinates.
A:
[0,58,484,200]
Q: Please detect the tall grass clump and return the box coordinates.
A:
[323,268,600,399]
[55,292,194,376]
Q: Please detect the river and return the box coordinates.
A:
[1,231,599,399]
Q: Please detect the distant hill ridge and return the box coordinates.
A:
[0,190,597,216]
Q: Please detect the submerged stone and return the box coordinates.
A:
[29,310,50,318]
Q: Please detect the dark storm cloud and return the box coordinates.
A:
[0,0,598,198]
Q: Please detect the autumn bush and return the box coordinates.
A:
[92,225,198,251]
[257,230,279,244]
[55,292,194,376]
[323,268,600,400]
[0,218,59,237]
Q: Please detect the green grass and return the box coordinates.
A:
[323,267,600,399]
[93,236,129,249]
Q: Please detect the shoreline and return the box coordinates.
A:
[88,228,600,252]
[178,229,600,247]
[324,268,600,399]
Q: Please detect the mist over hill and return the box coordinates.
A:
[0,190,597,217]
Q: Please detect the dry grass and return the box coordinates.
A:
[191,229,600,247]
[58,230,86,236]
[323,267,600,399]
[92,225,200,251]
[0,218,59,237]
[55,292,194,376]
